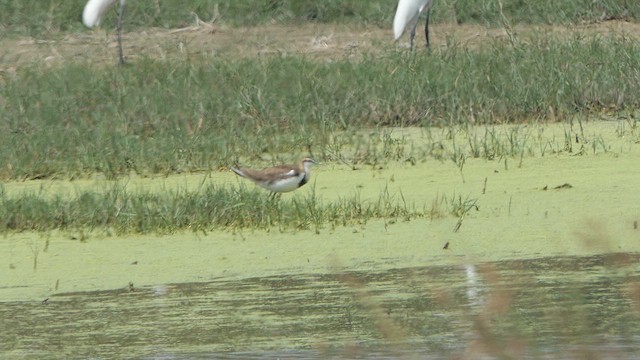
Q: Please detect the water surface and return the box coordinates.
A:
[2,121,640,358]
[3,253,640,359]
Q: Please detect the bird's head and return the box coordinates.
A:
[301,157,316,171]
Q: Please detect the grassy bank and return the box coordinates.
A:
[1,0,639,38]
[1,36,639,180]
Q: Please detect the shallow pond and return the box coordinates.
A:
[2,121,640,358]
[2,253,640,359]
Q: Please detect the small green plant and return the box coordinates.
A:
[449,193,479,232]
[427,193,447,221]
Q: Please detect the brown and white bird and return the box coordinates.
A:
[231,158,316,194]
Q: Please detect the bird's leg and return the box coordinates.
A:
[409,23,417,51]
[268,192,283,204]
[424,9,431,49]
[116,0,126,66]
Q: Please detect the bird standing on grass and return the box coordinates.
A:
[82,0,127,65]
[231,158,316,196]
[393,0,433,50]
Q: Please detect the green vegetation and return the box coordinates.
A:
[0,181,456,234]
[1,0,639,234]
[1,0,639,38]
[2,37,639,180]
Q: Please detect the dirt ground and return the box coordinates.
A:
[1,20,640,70]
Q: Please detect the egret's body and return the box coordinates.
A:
[393,0,433,50]
[82,0,127,65]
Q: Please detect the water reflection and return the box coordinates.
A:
[2,253,640,359]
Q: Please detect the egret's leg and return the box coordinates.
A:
[424,9,431,49]
[409,19,419,51]
[116,0,126,65]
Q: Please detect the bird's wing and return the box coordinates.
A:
[262,166,299,180]
[234,166,300,182]
[283,169,297,177]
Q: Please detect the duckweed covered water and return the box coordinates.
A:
[2,254,640,358]
[1,122,640,357]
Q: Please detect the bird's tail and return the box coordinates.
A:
[230,167,246,178]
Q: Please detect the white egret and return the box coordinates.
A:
[82,0,127,65]
[393,0,433,50]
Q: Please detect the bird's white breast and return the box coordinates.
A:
[261,173,306,193]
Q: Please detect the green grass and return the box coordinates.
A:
[1,0,639,39]
[0,181,446,235]
[2,36,639,180]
